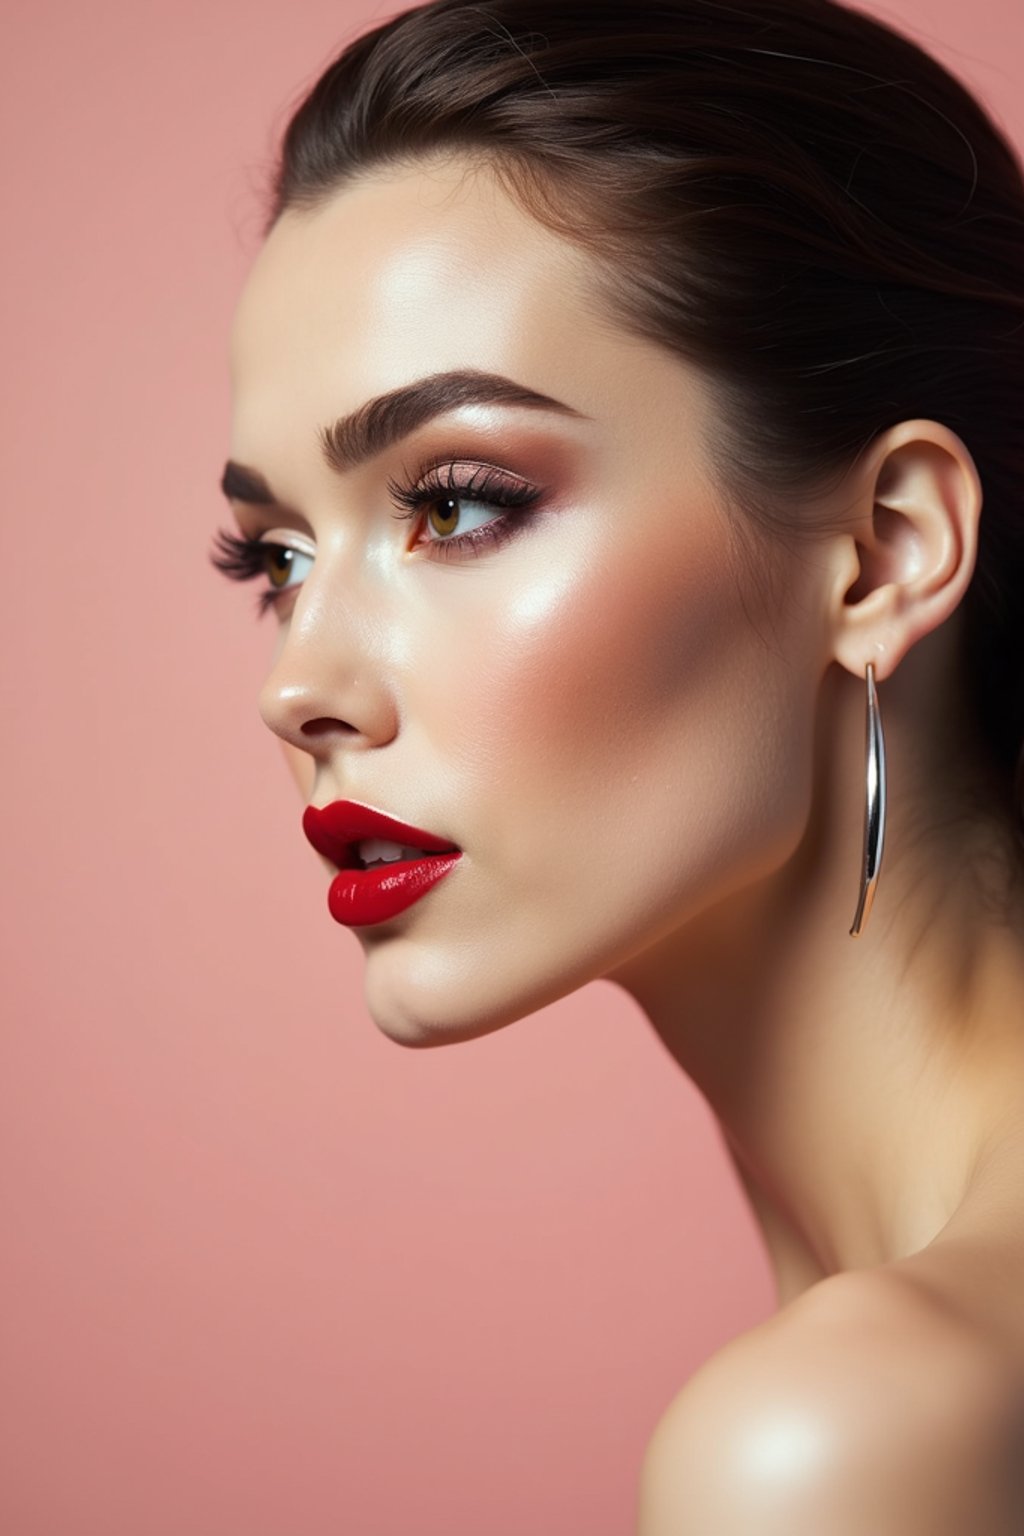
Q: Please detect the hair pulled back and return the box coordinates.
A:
[264,0,1024,850]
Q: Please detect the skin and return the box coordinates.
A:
[224,156,1024,1529]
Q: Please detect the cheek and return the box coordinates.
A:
[406,499,805,881]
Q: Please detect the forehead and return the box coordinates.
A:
[226,155,718,497]
[231,160,597,407]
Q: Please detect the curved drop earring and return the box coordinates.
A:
[849,661,887,937]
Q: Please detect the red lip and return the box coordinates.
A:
[301,800,462,928]
[302,800,460,868]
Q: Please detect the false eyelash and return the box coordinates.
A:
[208,527,293,616]
[387,459,541,516]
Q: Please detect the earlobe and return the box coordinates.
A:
[830,420,982,683]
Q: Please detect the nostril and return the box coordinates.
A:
[300,717,360,738]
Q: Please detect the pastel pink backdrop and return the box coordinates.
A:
[1,2,1019,1532]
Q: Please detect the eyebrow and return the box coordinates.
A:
[220,367,587,505]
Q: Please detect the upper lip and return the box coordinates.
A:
[302,799,460,869]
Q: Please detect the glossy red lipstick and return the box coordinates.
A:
[301,800,462,927]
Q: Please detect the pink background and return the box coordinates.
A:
[2,3,1020,1532]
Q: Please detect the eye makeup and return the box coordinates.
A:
[210,455,547,615]
[387,458,544,559]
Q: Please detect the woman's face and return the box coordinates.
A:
[225,156,826,1045]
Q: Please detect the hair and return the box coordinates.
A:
[261,0,1024,854]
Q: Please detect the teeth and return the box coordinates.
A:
[357,837,427,867]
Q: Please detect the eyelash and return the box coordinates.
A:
[208,530,307,617]
[210,460,544,617]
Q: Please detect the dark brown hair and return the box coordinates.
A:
[262,0,1024,848]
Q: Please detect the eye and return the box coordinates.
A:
[387,460,544,561]
[421,492,505,541]
[262,542,313,591]
[209,528,314,616]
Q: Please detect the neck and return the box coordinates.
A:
[607,659,1024,1295]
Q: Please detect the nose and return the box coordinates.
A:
[257,588,399,760]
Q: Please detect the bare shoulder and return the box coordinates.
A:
[637,1268,1024,1535]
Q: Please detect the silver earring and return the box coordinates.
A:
[849,661,886,937]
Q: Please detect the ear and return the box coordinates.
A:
[828,420,982,683]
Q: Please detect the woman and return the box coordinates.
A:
[211,0,1024,1528]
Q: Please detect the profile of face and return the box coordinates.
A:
[225,156,830,1046]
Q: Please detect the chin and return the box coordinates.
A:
[358,934,592,1050]
[362,987,522,1051]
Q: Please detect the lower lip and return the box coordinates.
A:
[326,854,462,927]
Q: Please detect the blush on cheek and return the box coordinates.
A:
[437,508,753,846]
[509,525,743,730]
